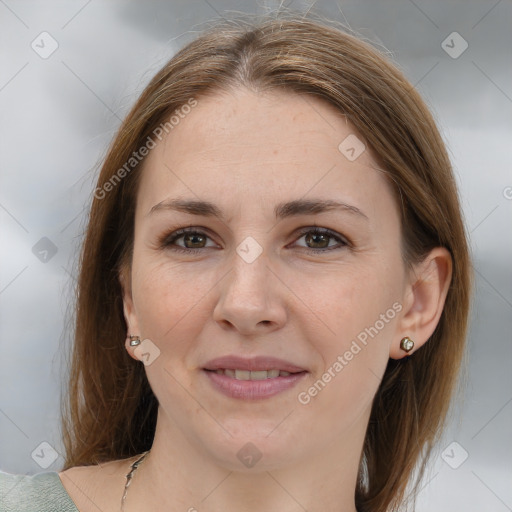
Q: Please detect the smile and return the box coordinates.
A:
[210,369,293,380]
[203,370,307,400]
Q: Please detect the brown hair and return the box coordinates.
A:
[62,11,472,512]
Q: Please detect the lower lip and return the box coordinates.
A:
[203,370,307,400]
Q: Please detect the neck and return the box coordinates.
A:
[124,407,367,512]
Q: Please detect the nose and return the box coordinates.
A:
[212,248,287,336]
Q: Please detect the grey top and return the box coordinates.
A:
[0,471,78,512]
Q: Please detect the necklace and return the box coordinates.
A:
[119,449,361,511]
[120,450,150,511]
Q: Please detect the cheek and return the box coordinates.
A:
[131,256,210,347]
[307,262,399,346]
[300,264,399,415]
[130,260,211,403]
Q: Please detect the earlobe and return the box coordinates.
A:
[399,336,415,353]
[390,247,452,359]
[124,334,142,361]
[119,265,141,359]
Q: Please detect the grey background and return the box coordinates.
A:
[0,1,511,510]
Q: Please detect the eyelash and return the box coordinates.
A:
[159,226,350,255]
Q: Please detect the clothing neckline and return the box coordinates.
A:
[49,471,80,511]
[0,470,79,512]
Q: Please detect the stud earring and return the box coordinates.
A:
[400,336,414,353]
[129,335,141,347]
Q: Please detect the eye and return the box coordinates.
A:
[159,226,349,255]
[292,227,349,253]
[159,227,217,254]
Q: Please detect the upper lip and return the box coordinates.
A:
[203,355,307,373]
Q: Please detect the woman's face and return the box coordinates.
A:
[122,88,412,471]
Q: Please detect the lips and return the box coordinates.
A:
[202,355,308,399]
[213,369,292,380]
[203,355,307,374]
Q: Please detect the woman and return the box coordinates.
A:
[0,11,471,512]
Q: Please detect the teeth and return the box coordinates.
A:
[249,370,268,380]
[215,369,294,380]
[235,369,251,380]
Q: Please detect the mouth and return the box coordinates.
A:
[205,368,298,379]
[203,355,307,373]
[202,355,308,400]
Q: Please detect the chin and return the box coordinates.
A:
[197,421,305,473]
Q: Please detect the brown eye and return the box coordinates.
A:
[182,232,207,249]
[160,227,216,254]
[294,227,349,253]
[304,231,330,249]
[160,226,349,255]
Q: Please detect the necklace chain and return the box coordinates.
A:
[120,449,361,511]
[120,450,150,511]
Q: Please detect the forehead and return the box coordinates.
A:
[160,88,366,167]
[136,88,396,223]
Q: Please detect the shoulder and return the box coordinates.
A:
[58,457,137,512]
[0,470,78,512]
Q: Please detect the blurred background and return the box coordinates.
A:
[0,1,511,510]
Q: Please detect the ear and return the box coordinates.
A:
[119,264,140,361]
[390,247,452,359]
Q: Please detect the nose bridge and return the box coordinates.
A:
[226,242,271,302]
[213,239,286,332]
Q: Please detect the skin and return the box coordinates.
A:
[59,87,451,512]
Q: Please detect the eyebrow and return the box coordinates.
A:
[148,198,368,221]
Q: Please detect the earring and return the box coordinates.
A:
[400,336,414,353]
[129,335,141,347]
